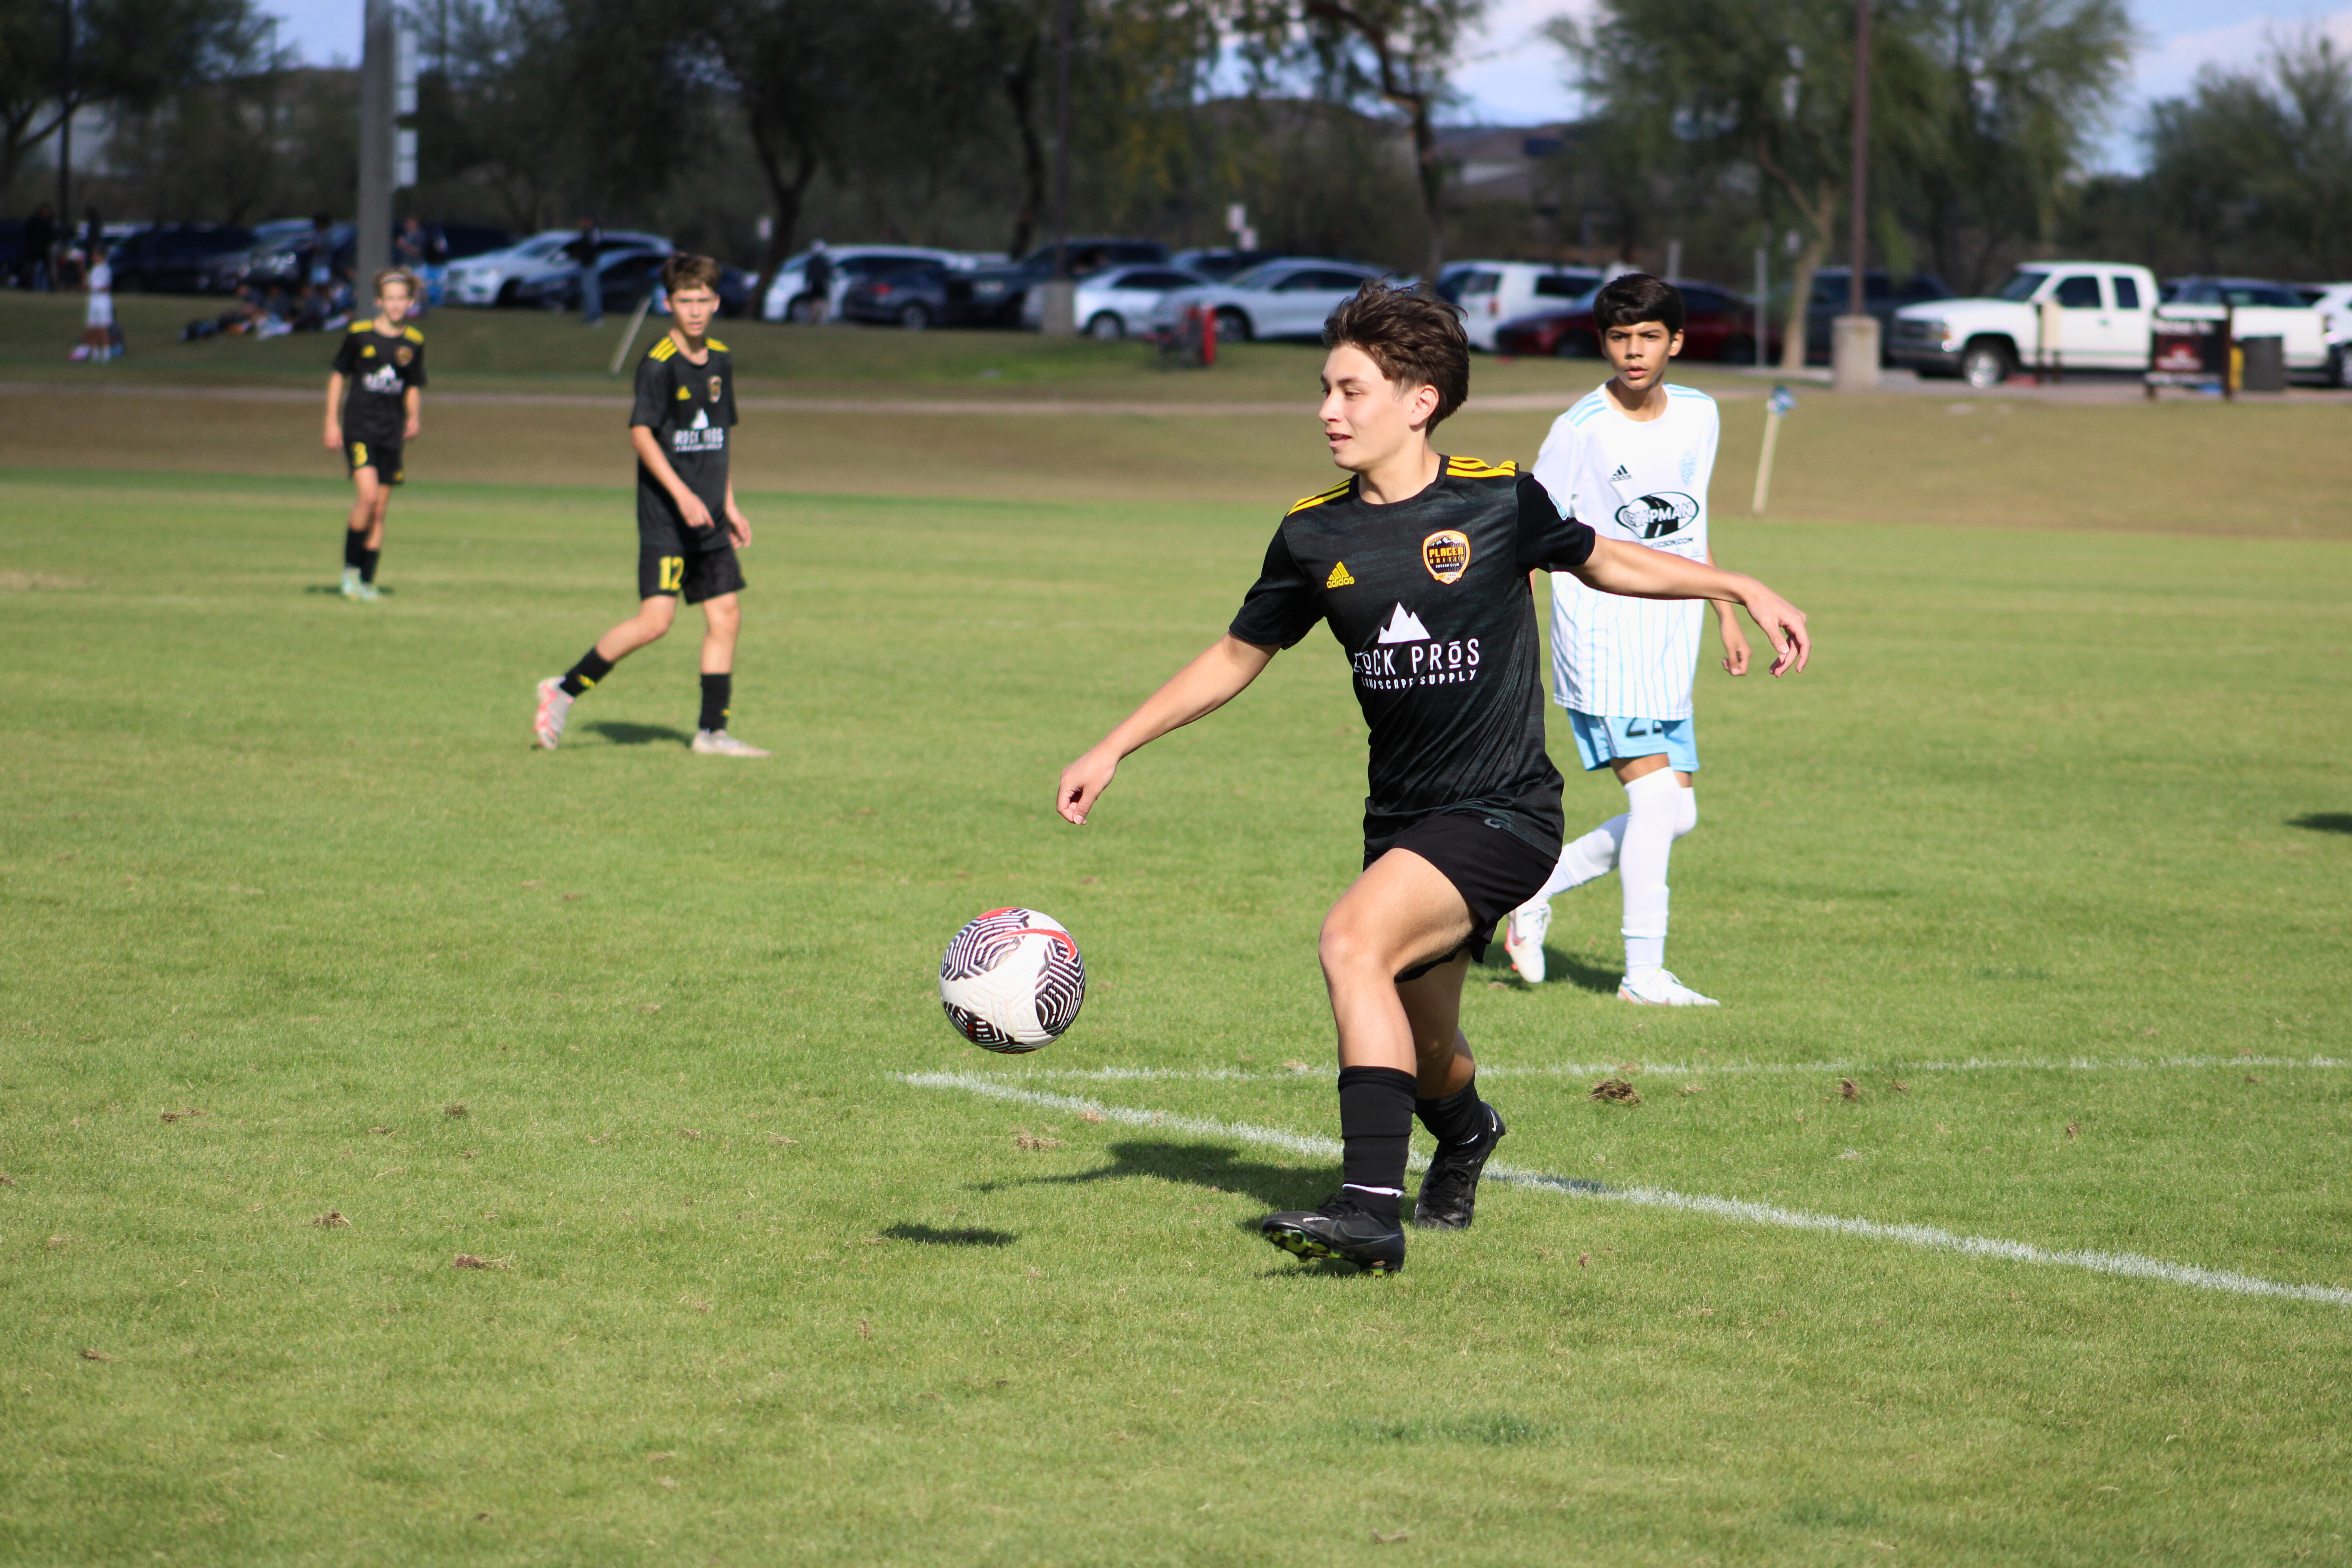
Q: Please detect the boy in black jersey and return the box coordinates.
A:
[1056,284,1811,1273]
[324,269,426,601]
[534,255,768,757]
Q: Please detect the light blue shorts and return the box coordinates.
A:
[1567,710,1700,774]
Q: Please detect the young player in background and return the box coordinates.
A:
[534,255,768,757]
[1056,284,1809,1274]
[323,270,426,601]
[1502,274,1751,1005]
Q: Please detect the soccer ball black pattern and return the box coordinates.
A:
[938,907,1086,1052]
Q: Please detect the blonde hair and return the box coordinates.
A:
[373,268,419,299]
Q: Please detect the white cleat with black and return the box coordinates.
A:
[533,677,573,750]
[1502,899,1550,984]
[1618,967,1720,1007]
[691,729,770,758]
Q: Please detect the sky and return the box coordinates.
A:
[265,0,2348,174]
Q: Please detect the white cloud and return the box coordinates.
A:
[1450,0,1591,125]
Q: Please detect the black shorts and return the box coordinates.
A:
[345,437,404,485]
[637,539,746,604]
[1369,809,1561,979]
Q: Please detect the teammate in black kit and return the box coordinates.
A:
[1055,284,1811,1274]
[534,254,768,757]
[323,269,426,602]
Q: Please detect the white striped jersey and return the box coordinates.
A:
[1531,382,1718,720]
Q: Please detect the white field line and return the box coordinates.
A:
[990,1053,2344,1085]
[901,1070,2352,1309]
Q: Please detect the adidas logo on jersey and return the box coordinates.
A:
[1325,561,1355,588]
[1608,464,1631,481]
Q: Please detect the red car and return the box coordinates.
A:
[1495,281,1777,363]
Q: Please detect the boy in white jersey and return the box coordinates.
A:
[1504,274,1754,1005]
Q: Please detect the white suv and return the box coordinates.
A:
[2295,282,2352,384]
[1439,261,1602,351]
[444,230,670,307]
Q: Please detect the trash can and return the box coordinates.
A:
[2239,335,2287,393]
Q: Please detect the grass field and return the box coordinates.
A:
[2,307,2350,1565]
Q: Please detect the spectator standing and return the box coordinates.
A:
[569,218,604,325]
[23,204,54,290]
[74,247,115,361]
[803,240,832,325]
[394,218,430,314]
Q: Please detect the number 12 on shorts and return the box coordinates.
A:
[659,556,684,592]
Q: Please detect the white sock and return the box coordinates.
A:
[1528,781,1697,909]
[1619,769,1688,975]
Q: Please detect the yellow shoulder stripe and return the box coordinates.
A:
[706,339,728,354]
[1285,479,1352,517]
[347,321,371,334]
[1444,456,1517,478]
[403,325,424,343]
[649,338,678,361]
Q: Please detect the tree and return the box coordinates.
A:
[1559,0,1947,369]
[2145,29,2352,278]
[1901,0,2135,292]
[1227,0,1491,281]
[0,0,266,210]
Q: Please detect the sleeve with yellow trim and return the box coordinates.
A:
[629,345,670,430]
[1227,504,1330,650]
[1510,470,1596,573]
[404,326,427,389]
[330,328,365,377]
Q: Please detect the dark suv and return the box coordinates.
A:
[961,239,1172,326]
[106,225,260,293]
[1804,269,1951,362]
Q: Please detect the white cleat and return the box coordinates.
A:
[340,567,363,599]
[534,677,573,750]
[1619,968,1720,1007]
[691,729,770,758]
[1503,899,1551,984]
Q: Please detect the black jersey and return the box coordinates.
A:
[632,334,737,534]
[1229,457,1598,855]
[331,323,426,445]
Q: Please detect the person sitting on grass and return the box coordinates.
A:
[534,254,768,758]
[323,270,427,602]
[1053,282,1810,1276]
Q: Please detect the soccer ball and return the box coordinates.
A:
[938,907,1086,1053]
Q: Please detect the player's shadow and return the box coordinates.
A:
[878,1223,1017,1248]
[976,1139,1331,1212]
[2289,813,2352,835]
[1477,951,1621,996]
[581,720,692,748]
[303,584,397,595]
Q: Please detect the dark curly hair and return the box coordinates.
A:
[1592,273,1684,335]
[1322,281,1471,430]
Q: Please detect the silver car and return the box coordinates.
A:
[1020,264,1212,338]
[445,230,669,308]
[1149,258,1395,342]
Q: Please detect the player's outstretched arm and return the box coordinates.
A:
[1571,538,1810,676]
[1056,634,1276,825]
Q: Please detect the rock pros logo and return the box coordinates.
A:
[1421,530,1471,583]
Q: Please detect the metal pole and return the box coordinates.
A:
[358,0,394,314]
[1051,0,1072,282]
[57,0,71,236]
[1755,243,1768,367]
[1847,0,1870,320]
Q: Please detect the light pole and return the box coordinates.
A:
[1040,0,1078,336]
[1831,0,1879,391]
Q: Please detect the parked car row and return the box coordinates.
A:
[54,219,510,295]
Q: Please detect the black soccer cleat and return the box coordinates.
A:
[1261,1193,1407,1274]
[1414,1102,1507,1230]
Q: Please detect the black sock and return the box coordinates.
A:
[1335,1065,1417,1223]
[559,646,614,699]
[359,547,381,585]
[699,671,731,733]
[1416,1078,1488,1146]
[343,529,367,569]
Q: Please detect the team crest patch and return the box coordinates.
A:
[395,345,413,366]
[1421,530,1471,584]
[1325,561,1354,588]
[709,376,723,402]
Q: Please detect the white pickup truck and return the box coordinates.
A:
[1889,263,2328,388]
